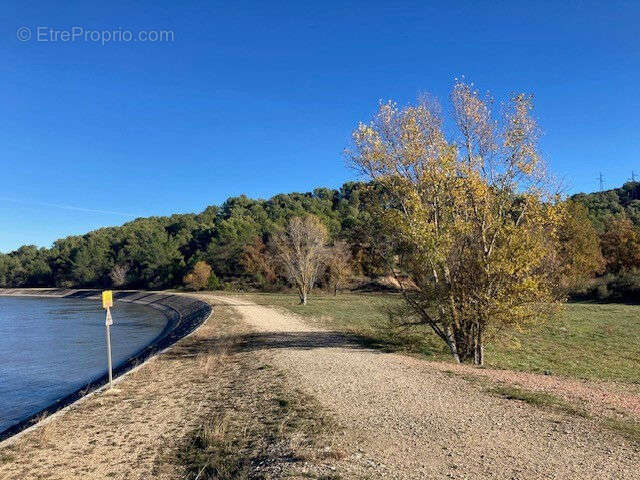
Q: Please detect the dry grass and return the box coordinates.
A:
[27,412,59,448]
[177,413,251,480]
[173,305,343,479]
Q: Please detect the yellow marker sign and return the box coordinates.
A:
[102,290,115,389]
[102,290,113,309]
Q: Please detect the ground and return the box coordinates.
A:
[0,301,340,480]
[1,293,639,479]
[240,292,640,384]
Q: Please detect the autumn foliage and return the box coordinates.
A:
[325,240,352,295]
[348,80,568,364]
[242,237,277,285]
[183,261,212,291]
[600,216,640,274]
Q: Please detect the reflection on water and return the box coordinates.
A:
[0,296,167,433]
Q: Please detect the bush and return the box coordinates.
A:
[608,271,640,302]
[184,261,212,291]
[207,271,224,290]
[596,283,610,301]
[569,271,640,303]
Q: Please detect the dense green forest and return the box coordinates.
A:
[0,182,381,290]
[572,181,640,230]
[2,180,640,302]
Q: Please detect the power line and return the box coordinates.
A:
[598,172,604,191]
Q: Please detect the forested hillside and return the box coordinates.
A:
[572,181,640,230]
[3,179,640,302]
[566,181,640,301]
[0,182,381,289]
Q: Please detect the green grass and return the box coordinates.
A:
[245,292,447,356]
[486,302,640,384]
[601,416,640,443]
[240,292,640,385]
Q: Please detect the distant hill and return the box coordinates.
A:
[0,181,384,290]
[572,182,640,230]
[5,178,640,292]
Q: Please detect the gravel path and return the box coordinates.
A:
[425,360,640,421]
[207,294,640,480]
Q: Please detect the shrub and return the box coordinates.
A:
[184,261,213,291]
[208,271,224,290]
[569,271,640,303]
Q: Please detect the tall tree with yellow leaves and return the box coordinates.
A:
[347,80,566,365]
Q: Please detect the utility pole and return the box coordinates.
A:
[598,172,604,191]
[632,171,637,183]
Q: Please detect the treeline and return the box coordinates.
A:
[572,181,640,230]
[2,179,640,300]
[3,178,640,303]
[570,181,640,301]
[0,182,385,290]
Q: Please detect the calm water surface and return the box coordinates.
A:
[0,296,168,434]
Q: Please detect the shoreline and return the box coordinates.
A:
[0,288,211,442]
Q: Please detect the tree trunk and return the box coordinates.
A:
[299,287,307,305]
[451,325,476,363]
[474,330,484,366]
[444,324,461,363]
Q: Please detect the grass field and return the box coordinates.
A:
[237,292,640,385]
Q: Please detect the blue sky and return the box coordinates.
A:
[2,1,639,252]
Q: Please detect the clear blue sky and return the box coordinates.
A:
[2,1,639,252]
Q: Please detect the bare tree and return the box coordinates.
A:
[273,215,328,304]
[326,240,352,295]
[110,264,129,288]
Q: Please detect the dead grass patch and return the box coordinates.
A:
[0,445,16,465]
[171,305,343,479]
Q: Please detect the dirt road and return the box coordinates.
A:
[207,294,640,479]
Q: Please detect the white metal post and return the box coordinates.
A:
[105,306,113,388]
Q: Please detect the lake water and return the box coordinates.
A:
[0,296,168,435]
